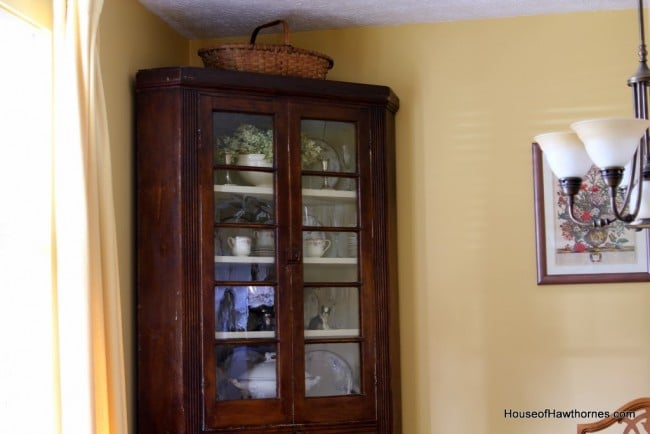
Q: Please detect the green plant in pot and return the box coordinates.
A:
[217,124,273,162]
[216,124,325,186]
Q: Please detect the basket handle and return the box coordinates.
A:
[250,20,290,45]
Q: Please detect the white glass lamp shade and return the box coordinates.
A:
[534,131,592,179]
[570,118,650,169]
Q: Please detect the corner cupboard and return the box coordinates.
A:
[135,66,401,434]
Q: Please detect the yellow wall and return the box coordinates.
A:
[98,1,188,432]
[101,6,650,434]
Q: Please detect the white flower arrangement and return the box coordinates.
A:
[217,124,325,166]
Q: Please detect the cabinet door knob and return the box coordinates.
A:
[289,247,302,263]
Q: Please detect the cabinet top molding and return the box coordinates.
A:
[136,66,400,112]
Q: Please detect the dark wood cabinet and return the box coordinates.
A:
[135,66,400,434]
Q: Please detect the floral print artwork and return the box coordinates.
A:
[553,165,637,264]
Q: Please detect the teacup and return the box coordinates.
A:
[227,235,252,256]
[304,238,331,258]
[254,230,275,248]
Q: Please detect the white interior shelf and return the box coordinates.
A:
[215,329,359,339]
[214,184,273,196]
[215,256,356,265]
[215,330,275,339]
[304,329,360,338]
[302,188,356,202]
[303,257,357,265]
[215,255,275,264]
[214,184,357,202]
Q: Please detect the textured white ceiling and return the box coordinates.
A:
[138,0,635,39]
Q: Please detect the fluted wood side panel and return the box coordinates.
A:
[181,89,202,433]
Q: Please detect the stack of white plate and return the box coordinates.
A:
[252,247,275,257]
[347,233,358,257]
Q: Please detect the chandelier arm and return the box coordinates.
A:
[597,168,636,224]
[617,149,640,215]
[566,194,594,227]
[631,131,650,217]
[634,146,645,216]
[565,194,614,227]
[559,178,612,227]
[608,185,636,223]
[629,146,645,218]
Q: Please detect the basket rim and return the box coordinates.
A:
[198,43,334,69]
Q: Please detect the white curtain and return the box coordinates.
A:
[53,0,127,432]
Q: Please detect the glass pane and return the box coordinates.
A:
[214,113,273,163]
[303,232,332,259]
[216,227,254,257]
[303,175,356,192]
[304,287,359,337]
[215,262,275,282]
[305,343,360,397]
[301,230,356,260]
[213,112,274,187]
[215,286,275,338]
[302,227,358,283]
[214,225,276,282]
[214,189,275,224]
[303,263,357,283]
[215,227,276,257]
[302,195,357,228]
[216,344,277,400]
[300,120,356,174]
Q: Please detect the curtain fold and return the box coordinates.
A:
[53,0,127,433]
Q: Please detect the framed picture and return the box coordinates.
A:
[532,142,650,284]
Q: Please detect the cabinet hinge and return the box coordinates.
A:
[197,128,202,148]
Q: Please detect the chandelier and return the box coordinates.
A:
[534,0,650,230]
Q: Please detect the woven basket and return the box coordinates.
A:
[198,20,334,79]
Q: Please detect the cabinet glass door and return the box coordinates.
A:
[300,119,362,398]
[212,112,279,401]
